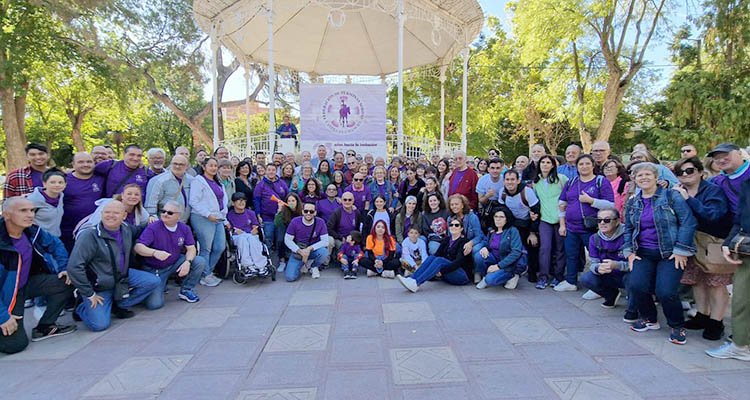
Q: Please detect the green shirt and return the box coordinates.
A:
[534,175,568,224]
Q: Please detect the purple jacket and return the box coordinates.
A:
[253,177,289,221]
[588,226,628,274]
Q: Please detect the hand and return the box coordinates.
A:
[176,261,191,277]
[487,264,499,274]
[58,271,71,285]
[670,254,688,270]
[598,259,616,274]
[722,246,743,265]
[388,207,395,213]
[527,233,538,247]
[234,228,243,235]
[88,293,104,309]
[486,188,496,198]
[529,211,539,221]
[251,226,259,235]
[657,180,669,189]
[352,260,359,267]
[153,250,171,261]
[340,258,349,266]
[463,241,473,256]
[207,215,218,223]
[374,259,383,268]
[148,215,159,224]
[579,191,594,204]
[628,253,642,271]
[0,315,22,336]
[277,202,285,212]
[480,247,489,259]
[673,184,689,200]
[558,224,567,237]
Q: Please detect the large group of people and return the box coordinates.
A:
[1,139,749,363]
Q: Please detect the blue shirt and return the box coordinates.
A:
[476,174,504,202]
[557,164,578,180]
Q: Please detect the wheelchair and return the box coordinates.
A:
[215,227,276,283]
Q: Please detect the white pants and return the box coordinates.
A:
[232,233,268,271]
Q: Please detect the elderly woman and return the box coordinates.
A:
[369,166,399,212]
[623,162,697,345]
[673,157,733,340]
[630,150,679,188]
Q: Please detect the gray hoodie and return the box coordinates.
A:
[27,187,64,237]
[589,225,630,274]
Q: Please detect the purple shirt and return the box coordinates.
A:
[105,227,126,273]
[204,176,225,210]
[339,242,362,260]
[450,169,467,194]
[335,208,358,237]
[711,161,750,215]
[344,184,372,212]
[41,190,60,207]
[316,198,340,221]
[227,209,259,233]
[30,169,44,188]
[95,159,148,198]
[559,176,615,234]
[286,216,328,247]
[639,197,660,250]
[11,235,33,288]
[61,173,104,236]
[137,221,195,269]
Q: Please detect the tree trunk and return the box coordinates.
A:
[596,71,628,143]
[1,87,27,170]
[66,109,88,152]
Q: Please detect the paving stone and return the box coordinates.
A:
[462,285,519,300]
[138,328,215,355]
[382,301,435,323]
[245,353,322,388]
[599,355,720,397]
[10,372,105,400]
[185,339,263,371]
[0,360,57,391]
[323,369,389,399]
[477,299,532,318]
[492,317,567,343]
[466,361,554,399]
[388,321,447,347]
[545,375,642,400]
[390,346,466,385]
[332,313,387,337]
[537,304,602,328]
[399,386,474,400]
[633,336,750,373]
[519,343,604,376]
[378,276,405,289]
[336,295,384,314]
[0,328,105,361]
[195,291,252,308]
[449,333,518,362]
[564,328,651,357]
[328,337,386,365]
[84,354,191,397]
[167,307,237,329]
[216,315,279,339]
[279,305,334,324]
[98,318,172,342]
[298,276,340,290]
[160,371,243,399]
[235,298,289,316]
[236,387,317,400]
[55,339,147,374]
[437,309,497,333]
[703,371,750,399]
[264,324,331,352]
[288,289,337,306]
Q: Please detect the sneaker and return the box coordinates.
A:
[350,269,357,279]
[31,324,76,342]
[630,319,661,332]
[475,278,488,290]
[367,269,378,277]
[300,264,309,275]
[199,274,222,287]
[535,277,548,290]
[382,270,395,279]
[178,289,200,303]
[622,311,639,324]
[504,274,519,290]
[550,278,561,287]
[311,267,321,279]
[582,290,601,300]
[706,342,750,361]
[553,281,578,292]
[681,300,692,311]
[702,319,725,341]
[396,274,419,293]
[601,292,621,309]
[474,272,482,284]
[344,271,353,279]
[277,260,286,272]
[669,327,687,345]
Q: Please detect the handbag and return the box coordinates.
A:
[727,231,750,257]
[693,231,738,274]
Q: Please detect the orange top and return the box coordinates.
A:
[366,235,396,257]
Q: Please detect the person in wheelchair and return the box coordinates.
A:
[226,192,269,276]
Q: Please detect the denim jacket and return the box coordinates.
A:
[623,187,697,259]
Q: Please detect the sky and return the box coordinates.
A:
[214,0,691,103]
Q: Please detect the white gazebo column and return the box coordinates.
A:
[244,64,252,157]
[439,64,447,155]
[460,48,469,152]
[211,27,220,150]
[266,0,276,154]
[396,0,405,156]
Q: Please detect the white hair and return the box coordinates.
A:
[147,147,166,158]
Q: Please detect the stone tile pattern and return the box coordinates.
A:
[0,270,747,399]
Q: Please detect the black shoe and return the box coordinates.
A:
[623,310,639,324]
[31,324,76,342]
[684,312,709,330]
[702,319,725,341]
[112,304,135,319]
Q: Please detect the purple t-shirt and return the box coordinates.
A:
[104,227,126,273]
[559,176,614,234]
[286,216,328,247]
[450,169,467,194]
[335,208,358,237]
[124,212,136,225]
[639,197,660,250]
[344,184,372,212]
[316,198,340,221]
[488,231,503,259]
[339,242,362,259]
[11,235,33,288]
[30,169,44,188]
[61,173,104,236]
[227,209,259,233]
[204,176,225,210]
[137,221,195,269]
[41,190,60,207]
[95,159,148,198]
[711,162,750,215]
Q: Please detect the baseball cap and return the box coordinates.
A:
[707,143,740,157]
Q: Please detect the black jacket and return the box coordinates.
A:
[434,235,472,277]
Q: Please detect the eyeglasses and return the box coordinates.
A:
[342,198,354,202]
[680,148,693,153]
[303,209,316,214]
[353,178,364,182]
[326,188,338,191]
[160,210,178,216]
[677,167,697,176]
[449,223,462,227]
[348,162,356,165]
[597,218,614,224]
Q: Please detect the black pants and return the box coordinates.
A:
[359,258,401,274]
[0,274,72,354]
[517,224,540,282]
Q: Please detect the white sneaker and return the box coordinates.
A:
[475,278,488,290]
[504,275,519,290]
[681,301,692,311]
[554,280,578,292]
[474,272,482,284]
[706,342,750,361]
[582,290,601,300]
[396,274,419,293]
[366,269,377,277]
[200,274,222,287]
[311,267,321,279]
[382,270,395,279]
[277,260,286,272]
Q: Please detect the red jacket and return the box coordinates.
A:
[448,167,479,210]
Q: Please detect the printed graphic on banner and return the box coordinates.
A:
[300,84,387,159]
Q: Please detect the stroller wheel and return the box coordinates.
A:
[233,271,247,284]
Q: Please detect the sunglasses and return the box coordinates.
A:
[342,198,354,202]
[680,149,693,153]
[348,162,356,165]
[677,167,697,176]
[353,178,364,182]
[347,153,355,156]
[449,223,462,227]
[597,218,614,224]
[303,209,316,214]
[160,210,178,216]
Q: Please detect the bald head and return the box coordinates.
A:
[91,146,108,163]
[2,197,35,232]
[73,152,95,176]
[101,200,126,231]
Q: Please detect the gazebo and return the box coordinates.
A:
[192,0,484,156]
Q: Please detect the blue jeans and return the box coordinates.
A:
[482,254,515,287]
[190,214,227,276]
[579,270,636,312]
[564,231,592,285]
[285,247,329,282]
[141,255,207,310]
[76,269,160,332]
[628,248,684,328]
[472,245,487,276]
[411,256,469,286]
[262,221,277,249]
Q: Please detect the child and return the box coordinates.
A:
[227,192,268,275]
[338,231,363,279]
[400,227,427,277]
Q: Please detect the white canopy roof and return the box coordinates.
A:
[193,0,484,75]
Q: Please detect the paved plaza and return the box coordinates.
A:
[2,269,749,400]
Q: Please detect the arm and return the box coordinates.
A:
[188,180,211,218]
[144,177,161,217]
[0,265,16,323]
[466,214,485,248]
[496,229,523,271]
[311,223,330,251]
[671,192,698,257]
[284,233,301,254]
[592,177,615,209]
[686,184,729,223]
[66,232,97,298]
[38,229,69,273]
